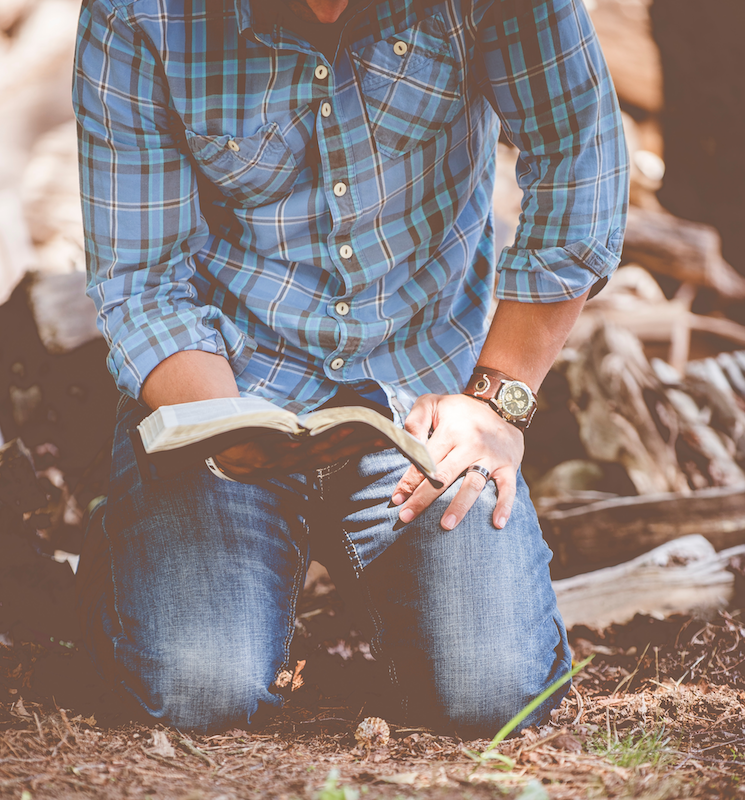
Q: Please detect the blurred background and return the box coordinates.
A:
[1,0,745,632]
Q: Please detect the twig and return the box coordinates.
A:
[143,751,191,771]
[58,708,76,743]
[32,712,45,748]
[0,737,23,759]
[612,642,650,696]
[673,751,745,767]
[521,730,566,753]
[711,653,745,675]
[674,652,707,686]
[570,684,584,725]
[179,738,216,767]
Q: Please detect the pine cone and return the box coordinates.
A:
[354,716,390,750]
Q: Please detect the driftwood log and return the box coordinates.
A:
[562,322,691,495]
[27,270,100,354]
[561,320,745,499]
[554,535,745,629]
[587,0,662,115]
[623,207,745,301]
[571,266,745,371]
[543,483,745,575]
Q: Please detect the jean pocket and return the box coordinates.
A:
[352,14,462,159]
[185,125,300,208]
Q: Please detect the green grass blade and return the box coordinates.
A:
[482,655,594,753]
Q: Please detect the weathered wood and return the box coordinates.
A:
[0,188,35,306]
[554,535,744,630]
[587,0,663,114]
[543,483,745,574]
[574,303,745,354]
[563,322,690,495]
[21,121,86,275]
[27,270,100,353]
[685,358,745,464]
[717,352,745,398]
[623,207,745,300]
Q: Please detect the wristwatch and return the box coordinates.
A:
[463,367,537,431]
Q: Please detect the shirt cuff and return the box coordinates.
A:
[496,230,624,303]
[106,306,256,400]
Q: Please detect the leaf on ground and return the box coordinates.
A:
[378,772,419,785]
[149,730,176,758]
[516,780,550,799]
[13,697,31,717]
[550,732,583,753]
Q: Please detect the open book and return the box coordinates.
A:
[130,396,442,486]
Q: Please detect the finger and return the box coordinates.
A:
[391,463,427,506]
[396,450,468,523]
[392,423,468,506]
[440,468,492,531]
[492,466,517,529]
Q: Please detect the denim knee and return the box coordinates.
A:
[431,638,571,738]
[124,638,282,733]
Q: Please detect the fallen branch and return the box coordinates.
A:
[554,535,745,629]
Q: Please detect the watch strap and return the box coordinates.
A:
[462,368,536,431]
[463,368,515,403]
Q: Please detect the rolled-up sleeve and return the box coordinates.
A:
[73,0,254,399]
[476,0,629,302]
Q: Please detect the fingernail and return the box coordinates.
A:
[391,492,405,506]
[497,516,507,529]
[399,507,414,524]
[441,514,456,530]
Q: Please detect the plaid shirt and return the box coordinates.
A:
[74,0,628,412]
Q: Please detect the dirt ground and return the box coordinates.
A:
[2,574,745,800]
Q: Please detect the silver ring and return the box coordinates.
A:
[466,464,491,481]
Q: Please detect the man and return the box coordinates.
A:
[73,0,628,735]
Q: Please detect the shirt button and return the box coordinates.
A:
[330,357,345,370]
[314,64,329,80]
[339,245,353,259]
[335,301,350,316]
[321,102,332,118]
[393,41,408,56]
[227,140,240,152]
[333,182,347,197]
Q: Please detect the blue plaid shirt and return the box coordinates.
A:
[74,0,628,413]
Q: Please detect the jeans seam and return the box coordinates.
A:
[316,457,351,480]
[277,535,306,682]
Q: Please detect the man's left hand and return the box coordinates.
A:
[391,393,524,530]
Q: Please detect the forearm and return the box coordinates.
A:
[476,290,590,393]
[141,350,240,410]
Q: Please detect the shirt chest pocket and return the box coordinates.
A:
[185,124,299,208]
[351,15,461,159]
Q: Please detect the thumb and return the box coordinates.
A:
[403,394,436,442]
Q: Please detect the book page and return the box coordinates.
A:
[138,397,299,452]
[300,406,437,481]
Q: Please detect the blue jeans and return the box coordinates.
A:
[78,397,571,736]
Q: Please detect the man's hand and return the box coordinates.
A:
[213,426,388,480]
[391,393,524,531]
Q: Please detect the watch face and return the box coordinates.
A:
[499,381,533,418]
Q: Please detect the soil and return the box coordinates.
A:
[1,569,745,800]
